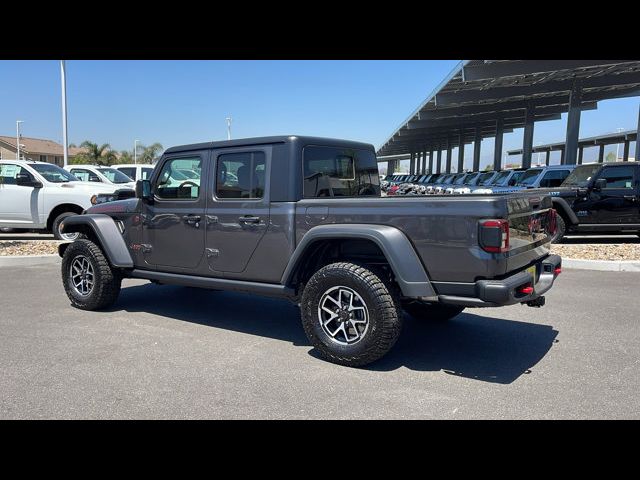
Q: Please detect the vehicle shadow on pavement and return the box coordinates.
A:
[114,283,557,384]
[367,313,558,384]
[113,284,309,345]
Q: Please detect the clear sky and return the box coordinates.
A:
[0,60,638,170]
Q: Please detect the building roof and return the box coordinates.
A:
[0,135,85,156]
[377,60,640,156]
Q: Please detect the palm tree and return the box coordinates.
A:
[117,150,135,164]
[138,143,164,164]
[76,141,117,165]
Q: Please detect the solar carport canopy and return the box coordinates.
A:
[377,60,640,170]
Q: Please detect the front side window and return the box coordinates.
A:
[539,169,571,188]
[97,167,133,184]
[216,151,265,199]
[30,163,78,183]
[0,164,32,185]
[303,146,380,198]
[155,157,201,200]
[70,168,101,183]
[598,166,635,189]
[517,169,543,186]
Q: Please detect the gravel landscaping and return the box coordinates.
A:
[1,239,640,262]
[551,243,640,261]
[0,240,63,256]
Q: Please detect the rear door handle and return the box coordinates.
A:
[238,216,261,224]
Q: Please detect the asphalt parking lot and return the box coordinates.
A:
[1,263,638,419]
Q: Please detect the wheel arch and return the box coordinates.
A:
[551,197,579,225]
[281,224,436,299]
[46,203,85,231]
[58,214,134,268]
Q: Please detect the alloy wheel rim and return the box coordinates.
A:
[318,286,369,345]
[60,231,80,241]
[70,255,95,296]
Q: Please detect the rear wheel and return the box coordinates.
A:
[300,262,402,367]
[61,239,121,310]
[402,301,465,321]
[550,214,566,244]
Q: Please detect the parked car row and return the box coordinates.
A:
[382,161,640,243]
[0,160,155,239]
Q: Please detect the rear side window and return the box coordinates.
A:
[0,164,33,185]
[216,151,265,199]
[539,170,571,188]
[155,157,202,200]
[303,146,380,198]
[598,166,635,189]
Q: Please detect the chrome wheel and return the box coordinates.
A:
[318,285,369,345]
[60,231,80,241]
[70,255,95,296]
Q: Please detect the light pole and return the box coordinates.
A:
[60,60,69,167]
[16,120,23,160]
[226,117,232,140]
[615,127,624,160]
[134,139,139,164]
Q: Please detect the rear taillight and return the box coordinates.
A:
[480,219,510,253]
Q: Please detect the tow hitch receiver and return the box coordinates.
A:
[524,296,545,308]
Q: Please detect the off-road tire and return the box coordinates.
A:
[402,301,465,321]
[52,212,81,241]
[550,214,566,244]
[300,262,402,367]
[61,239,121,310]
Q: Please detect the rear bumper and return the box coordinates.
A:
[437,254,562,307]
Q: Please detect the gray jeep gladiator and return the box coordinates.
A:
[58,136,562,367]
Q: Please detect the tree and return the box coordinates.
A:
[137,143,164,164]
[72,141,117,165]
[605,151,616,162]
[117,150,134,164]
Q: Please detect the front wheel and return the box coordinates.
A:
[402,301,464,321]
[61,239,121,310]
[300,262,402,367]
[52,212,81,241]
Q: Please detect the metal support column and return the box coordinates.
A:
[428,150,434,174]
[445,138,452,173]
[564,81,583,165]
[494,117,504,171]
[598,144,605,163]
[436,149,442,174]
[457,133,465,172]
[409,152,415,174]
[623,140,630,161]
[560,147,565,164]
[473,127,481,172]
[422,150,427,174]
[546,150,551,166]
[522,104,534,169]
[636,103,640,162]
[578,147,584,165]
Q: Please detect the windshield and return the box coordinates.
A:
[561,164,602,187]
[97,167,133,184]
[477,172,496,185]
[29,163,79,183]
[490,171,511,186]
[453,174,468,185]
[463,173,480,185]
[517,168,543,186]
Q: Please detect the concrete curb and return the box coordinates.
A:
[563,258,640,272]
[0,255,61,267]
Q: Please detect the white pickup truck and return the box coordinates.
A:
[0,160,128,240]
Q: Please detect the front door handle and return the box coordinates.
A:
[183,215,201,226]
[623,195,637,201]
[238,215,261,224]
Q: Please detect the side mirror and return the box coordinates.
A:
[136,179,153,200]
[593,178,607,191]
[16,172,43,188]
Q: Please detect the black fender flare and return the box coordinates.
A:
[281,224,436,299]
[551,197,579,225]
[57,214,134,268]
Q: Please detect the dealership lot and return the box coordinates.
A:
[0,263,637,419]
